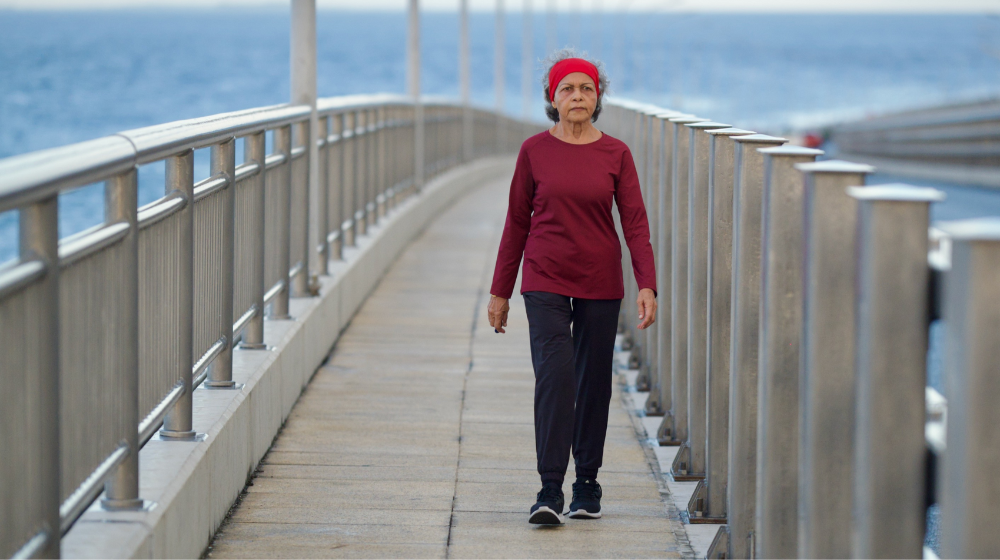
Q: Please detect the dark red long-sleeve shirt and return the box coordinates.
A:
[490,130,657,301]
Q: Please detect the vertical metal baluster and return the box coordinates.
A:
[664,114,704,453]
[653,111,681,443]
[354,110,366,238]
[377,107,387,219]
[796,159,874,558]
[329,115,344,260]
[697,127,754,527]
[674,121,729,485]
[102,168,144,509]
[367,107,379,225]
[725,134,786,559]
[207,138,238,387]
[938,217,1000,559]
[316,117,329,276]
[239,135,267,349]
[271,125,294,319]
[339,113,352,249]
[753,146,823,556]
[292,122,311,297]
[645,112,665,416]
[21,195,61,557]
[851,185,942,559]
[162,150,199,435]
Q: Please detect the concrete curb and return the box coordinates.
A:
[62,156,516,559]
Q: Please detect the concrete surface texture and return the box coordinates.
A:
[205,176,689,558]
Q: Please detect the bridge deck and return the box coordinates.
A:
[205,176,684,559]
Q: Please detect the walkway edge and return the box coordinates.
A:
[62,156,517,559]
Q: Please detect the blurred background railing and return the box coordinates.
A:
[0,93,535,560]
[604,99,999,559]
[830,97,1000,189]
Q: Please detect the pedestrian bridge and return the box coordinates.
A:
[2,92,1000,560]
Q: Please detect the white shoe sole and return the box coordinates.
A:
[567,509,602,519]
[528,506,564,525]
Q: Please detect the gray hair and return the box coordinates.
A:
[541,48,610,124]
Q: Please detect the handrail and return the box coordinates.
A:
[1,92,538,559]
[604,98,1000,559]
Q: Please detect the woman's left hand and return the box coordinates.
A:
[636,288,656,330]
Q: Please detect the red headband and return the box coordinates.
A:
[548,58,600,101]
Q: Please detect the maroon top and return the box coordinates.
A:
[490,130,657,301]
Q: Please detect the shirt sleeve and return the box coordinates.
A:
[614,147,658,297]
[490,143,536,299]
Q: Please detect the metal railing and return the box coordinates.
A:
[604,98,1000,559]
[0,93,536,559]
[830,97,1000,189]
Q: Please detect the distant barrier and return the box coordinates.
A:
[605,98,1000,559]
[831,97,1000,189]
[0,94,535,559]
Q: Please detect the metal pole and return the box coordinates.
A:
[495,0,505,151]
[293,122,312,297]
[795,159,874,559]
[653,111,681,440]
[291,0,321,282]
[663,114,704,453]
[753,145,823,557]
[353,110,366,238]
[408,0,424,191]
[522,0,533,120]
[339,113,352,249]
[460,0,472,162]
[693,127,754,525]
[367,107,377,227]
[272,125,293,320]
[673,121,728,483]
[725,133,786,559]
[644,113,665,416]
[938,217,1000,559]
[101,167,144,510]
[206,138,238,387]
[161,150,199,436]
[851,185,942,559]
[21,195,61,557]
[239,134,267,348]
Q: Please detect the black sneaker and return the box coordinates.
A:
[528,482,565,524]
[567,478,602,519]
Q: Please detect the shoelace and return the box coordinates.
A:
[572,480,601,501]
[537,484,563,504]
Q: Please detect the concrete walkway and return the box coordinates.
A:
[205,176,687,559]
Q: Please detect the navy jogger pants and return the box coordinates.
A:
[522,291,622,485]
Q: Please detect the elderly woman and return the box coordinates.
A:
[487,51,657,525]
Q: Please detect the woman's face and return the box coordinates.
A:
[551,71,598,124]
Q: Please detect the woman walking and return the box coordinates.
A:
[486,50,657,525]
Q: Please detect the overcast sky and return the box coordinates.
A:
[2,0,1000,11]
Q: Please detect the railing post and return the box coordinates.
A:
[20,195,61,557]
[693,127,754,525]
[377,107,387,219]
[368,107,378,226]
[338,113,352,249]
[271,125,294,319]
[161,150,199,435]
[329,115,344,260]
[240,135,268,349]
[206,138,238,387]
[652,111,681,440]
[721,133,786,559]
[937,217,1000,559]
[316,117,330,275]
[291,0,320,283]
[850,185,942,559]
[663,114,704,452]
[101,167,144,509]
[354,110,366,239]
[644,112,665,416]
[408,0,424,191]
[672,121,729,483]
[795,159,874,558]
[752,145,823,556]
[292,122,311,298]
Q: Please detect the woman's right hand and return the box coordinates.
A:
[487,295,510,333]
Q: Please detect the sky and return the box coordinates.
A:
[2,0,1000,11]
